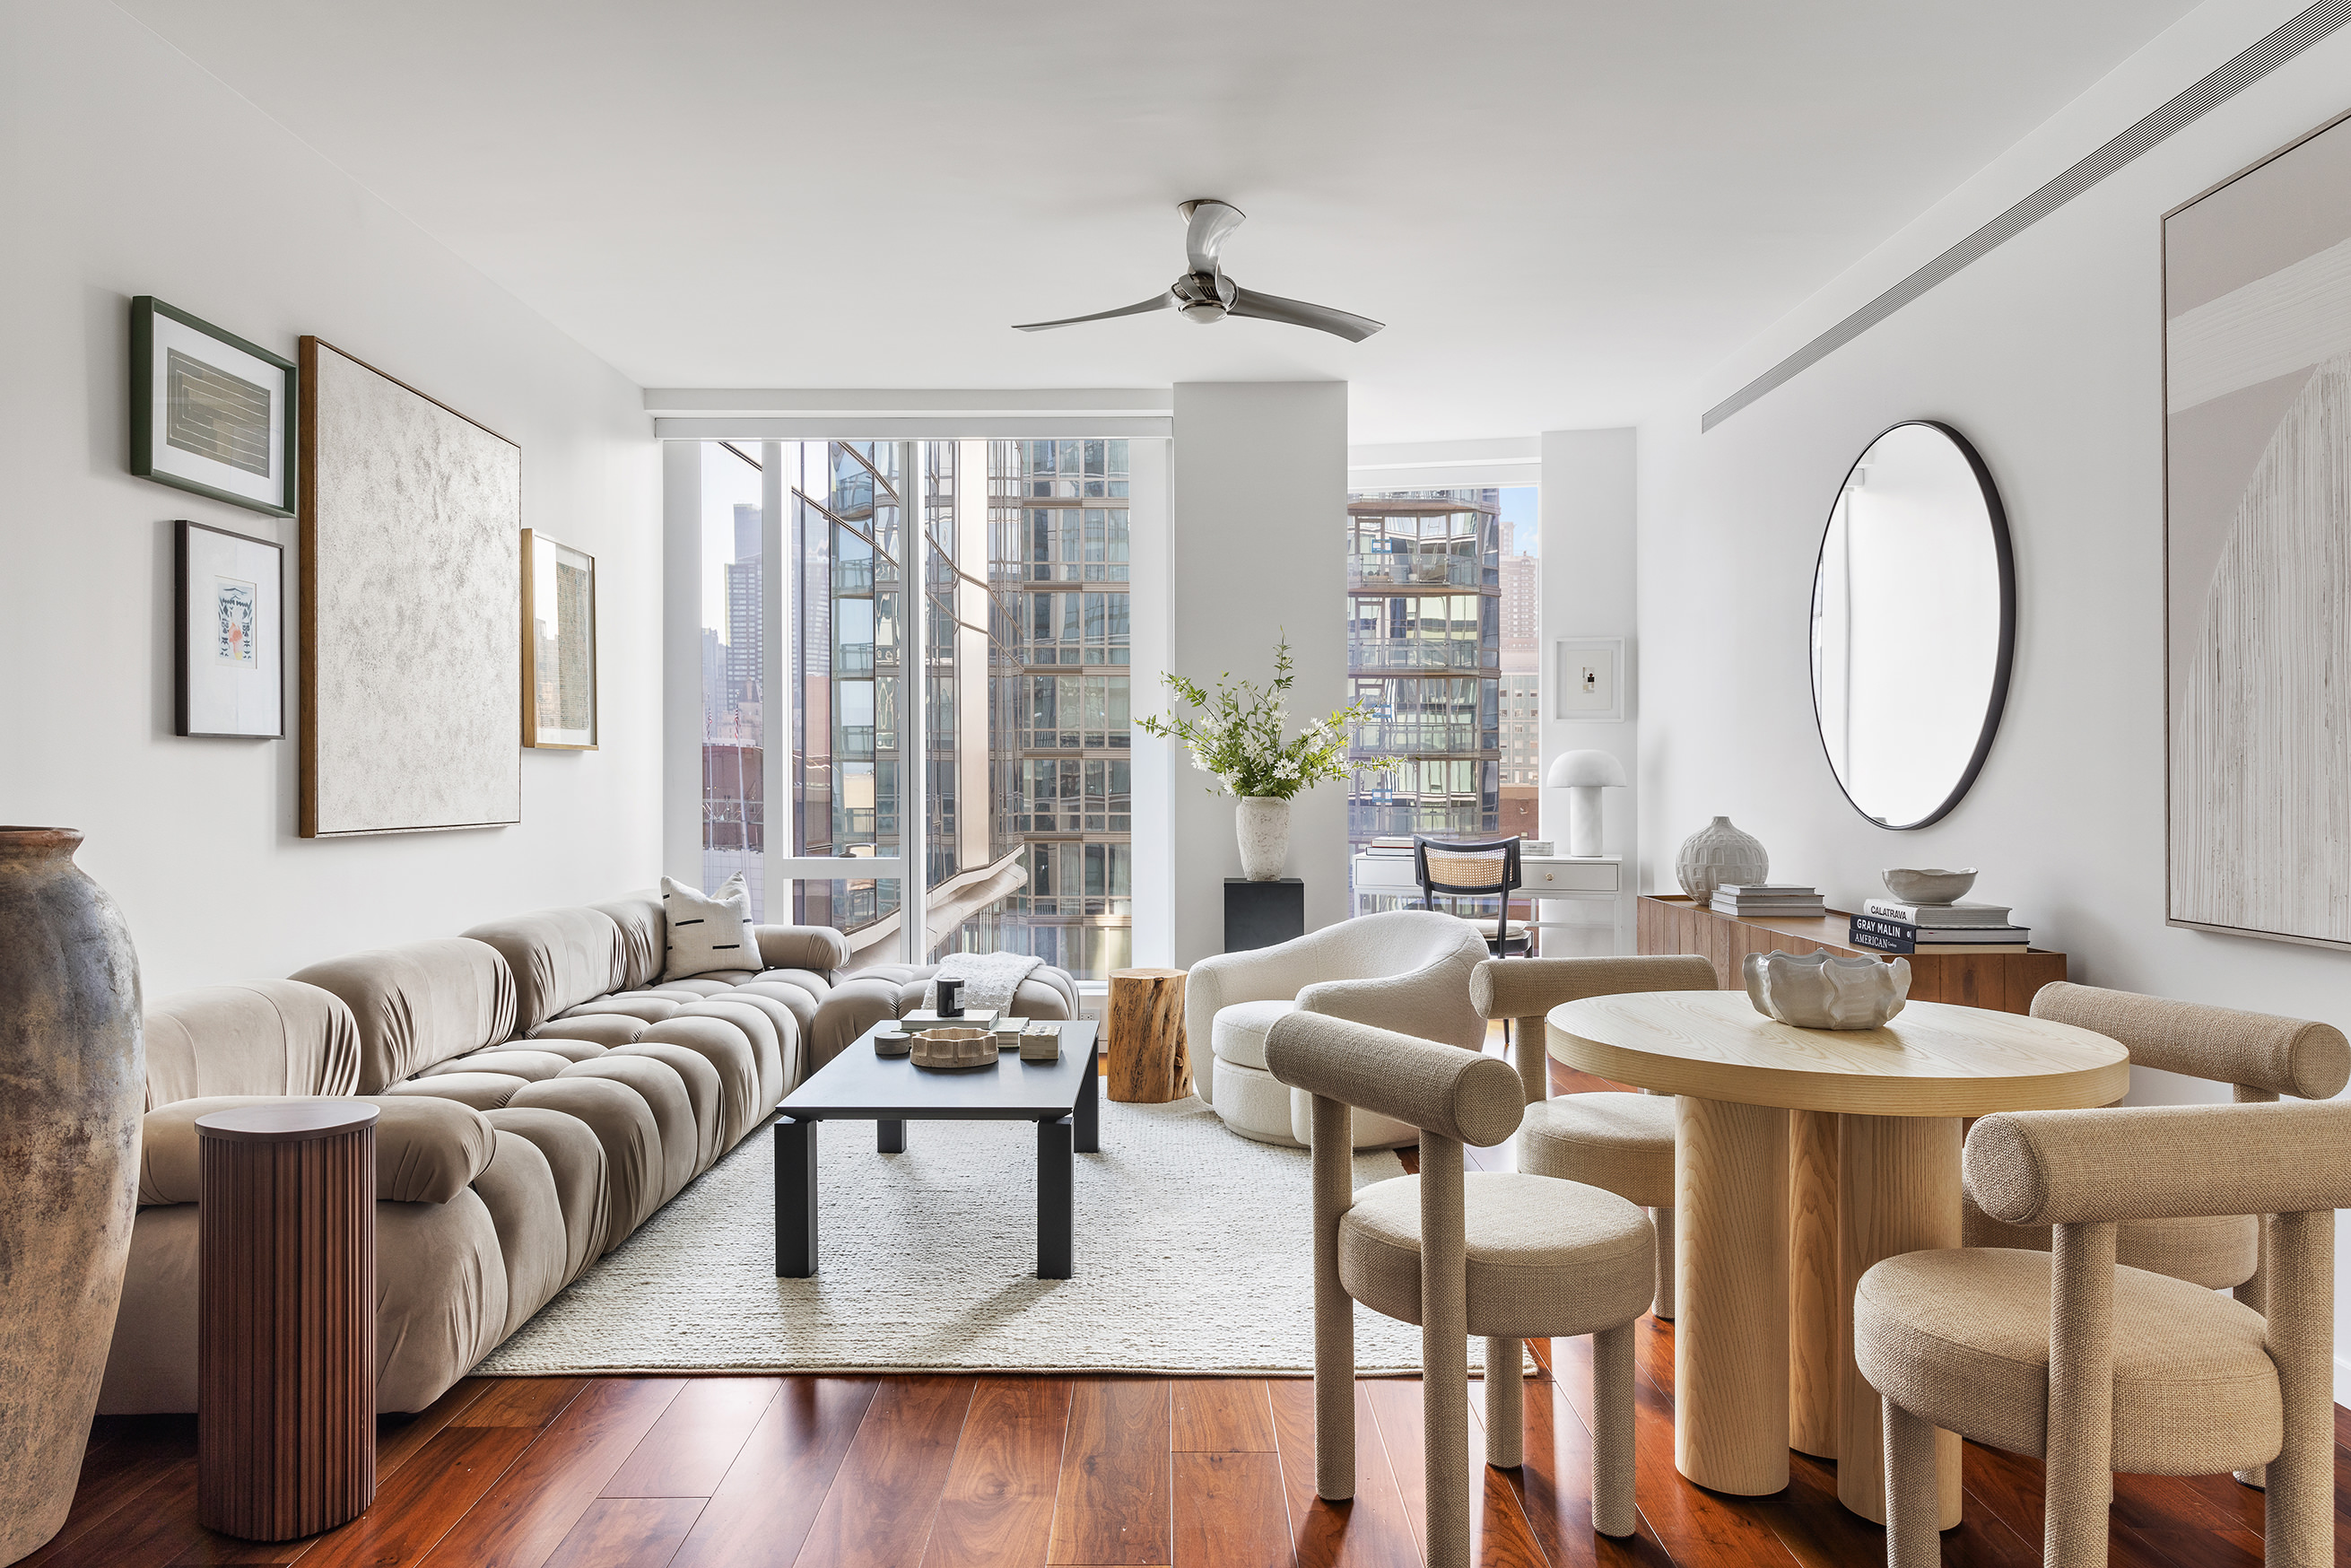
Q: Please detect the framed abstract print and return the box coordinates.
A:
[131,297,296,517]
[175,519,283,738]
[520,529,596,749]
[2165,108,2351,947]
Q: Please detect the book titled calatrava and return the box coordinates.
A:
[1860,898,2016,927]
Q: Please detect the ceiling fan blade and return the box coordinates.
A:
[1180,199,1246,275]
[1226,286,1384,342]
[1011,293,1175,332]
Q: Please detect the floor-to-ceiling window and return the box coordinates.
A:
[687,437,1135,980]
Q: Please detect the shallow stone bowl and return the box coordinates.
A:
[1880,867,1977,904]
[1744,950,1910,1031]
[911,1027,997,1070]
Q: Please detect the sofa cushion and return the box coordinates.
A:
[506,1076,662,1248]
[631,1019,759,1156]
[144,980,361,1110]
[422,1049,575,1084]
[468,1129,570,1343]
[530,1015,644,1050]
[590,892,666,992]
[675,996,794,1109]
[560,1058,697,1207]
[559,995,684,1027]
[660,874,760,980]
[755,925,850,974]
[1211,1000,1295,1072]
[483,1107,610,1288]
[137,1093,497,1206]
[381,1073,530,1112]
[292,938,518,1092]
[651,977,750,997]
[459,908,627,1035]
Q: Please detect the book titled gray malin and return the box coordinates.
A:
[1851,898,2030,954]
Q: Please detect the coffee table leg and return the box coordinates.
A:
[877,1119,906,1154]
[1075,1043,1100,1154]
[1674,1094,1789,1495]
[1836,1113,1962,1528]
[776,1117,818,1278]
[1038,1114,1073,1278]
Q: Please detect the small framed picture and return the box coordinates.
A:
[1554,636,1626,722]
[131,297,296,517]
[521,529,597,748]
[176,519,283,737]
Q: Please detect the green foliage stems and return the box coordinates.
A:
[1132,633,1396,800]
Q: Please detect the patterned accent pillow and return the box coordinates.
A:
[660,874,759,981]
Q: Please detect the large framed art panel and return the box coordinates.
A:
[299,339,521,837]
[2165,109,2351,946]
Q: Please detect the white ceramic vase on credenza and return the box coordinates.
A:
[1675,815,1768,904]
[1236,797,1292,881]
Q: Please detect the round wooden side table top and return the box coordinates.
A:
[196,1101,381,1140]
[1546,990,2130,1114]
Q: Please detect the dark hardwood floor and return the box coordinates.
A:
[30,1041,2349,1567]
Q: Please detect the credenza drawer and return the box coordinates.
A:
[1525,859,1619,893]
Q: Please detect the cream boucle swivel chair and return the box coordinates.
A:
[1860,1098,2351,1567]
[1469,953,1718,1320]
[1186,909,1489,1148]
[1262,1011,1654,1568]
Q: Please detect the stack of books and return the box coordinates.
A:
[1850,898,2031,954]
[1365,836,1416,858]
[1710,884,1827,918]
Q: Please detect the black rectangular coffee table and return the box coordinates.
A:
[773,1020,1100,1280]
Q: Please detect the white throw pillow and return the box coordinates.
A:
[660,874,760,981]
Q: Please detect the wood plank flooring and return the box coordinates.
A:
[30,1045,2347,1568]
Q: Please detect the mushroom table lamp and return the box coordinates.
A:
[1546,748,1628,857]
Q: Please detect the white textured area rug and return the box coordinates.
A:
[477,1094,1444,1377]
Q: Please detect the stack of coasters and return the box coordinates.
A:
[1017,1023,1061,1062]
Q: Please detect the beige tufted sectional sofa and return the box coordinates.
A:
[99,890,1077,1416]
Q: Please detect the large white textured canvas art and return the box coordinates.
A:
[2166,111,2351,945]
[299,340,521,836]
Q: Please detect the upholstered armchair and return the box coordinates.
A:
[1185,909,1489,1147]
[1263,1010,1652,1566]
[1860,1100,2351,1567]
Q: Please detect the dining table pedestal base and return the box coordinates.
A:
[1834,1112,1964,1528]
[1673,1094,1789,1495]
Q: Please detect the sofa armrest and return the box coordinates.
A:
[139,1094,498,1206]
[755,924,850,975]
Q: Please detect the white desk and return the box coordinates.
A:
[1349,851,1628,954]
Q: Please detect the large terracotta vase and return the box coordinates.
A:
[0,829,144,1565]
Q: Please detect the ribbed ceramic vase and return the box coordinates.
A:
[1235,797,1292,882]
[0,829,144,1564]
[1675,815,1768,904]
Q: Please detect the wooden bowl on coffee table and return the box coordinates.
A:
[910,1027,997,1070]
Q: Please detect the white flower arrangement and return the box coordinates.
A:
[1133,633,1394,800]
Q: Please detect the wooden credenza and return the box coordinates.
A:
[1637,895,2066,1015]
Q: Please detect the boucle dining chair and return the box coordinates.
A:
[1468,953,1719,1320]
[1262,1011,1654,1568]
[1859,1099,2351,1568]
[1969,984,2351,1296]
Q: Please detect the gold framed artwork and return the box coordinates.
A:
[521,529,596,749]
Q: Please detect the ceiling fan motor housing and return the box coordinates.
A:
[1171,270,1232,323]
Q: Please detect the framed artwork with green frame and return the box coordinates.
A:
[130,295,297,517]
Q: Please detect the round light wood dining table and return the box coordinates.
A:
[1546,990,2129,1525]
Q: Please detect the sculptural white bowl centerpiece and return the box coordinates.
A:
[1880,867,1977,904]
[910,1027,997,1070]
[1743,950,1910,1031]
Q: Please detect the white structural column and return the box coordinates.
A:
[661,440,706,887]
[1167,383,1349,966]
[1127,438,1176,968]
[1538,428,1638,954]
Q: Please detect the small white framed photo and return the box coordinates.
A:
[1554,636,1625,721]
[176,518,283,737]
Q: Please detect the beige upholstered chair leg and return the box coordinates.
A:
[2044,1220,2117,1568]
[1883,1396,1940,1565]
[1591,1320,1636,1538]
[1650,1206,1676,1320]
[2263,1208,2334,1566]
[1484,1337,1523,1468]
[1310,1093,1356,1501]
[1421,1132,1471,1568]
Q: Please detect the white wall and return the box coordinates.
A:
[1537,430,1640,951]
[1636,0,2351,1396]
[0,0,659,999]
[1164,382,1350,965]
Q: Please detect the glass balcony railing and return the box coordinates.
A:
[837,643,875,675]
[1347,642,1493,670]
[834,561,875,594]
[1349,723,1492,753]
[840,726,875,759]
[1347,554,1482,589]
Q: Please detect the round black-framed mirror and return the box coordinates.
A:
[1808,421,2015,831]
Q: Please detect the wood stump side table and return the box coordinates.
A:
[1107,968,1189,1102]
[197,1102,379,1541]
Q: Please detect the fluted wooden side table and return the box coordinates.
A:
[1547,992,2127,1526]
[197,1102,379,1541]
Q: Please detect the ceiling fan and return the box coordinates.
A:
[1013,199,1383,342]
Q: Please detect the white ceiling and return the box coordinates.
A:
[122,0,2199,441]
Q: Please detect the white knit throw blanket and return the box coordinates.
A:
[924,950,1044,1013]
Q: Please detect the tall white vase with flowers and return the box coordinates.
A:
[1135,634,1388,881]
